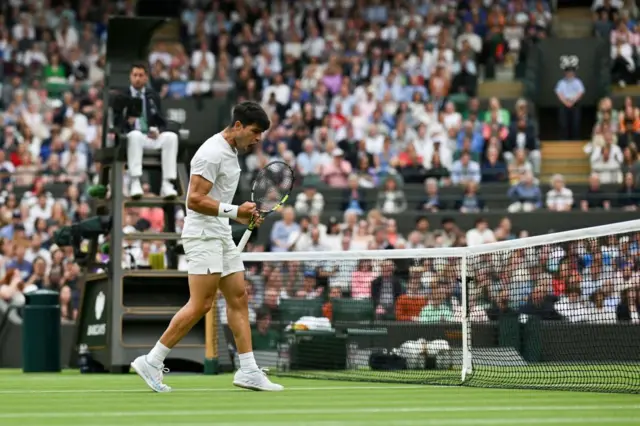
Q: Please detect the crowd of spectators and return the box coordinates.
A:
[588,95,640,184]
[0,0,553,318]
[592,0,640,87]
[291,167,640,218]
[0,0,111,320]
[588,0,640,185]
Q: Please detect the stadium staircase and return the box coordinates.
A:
[552,8,593,39]
[540,140,590,183]
[612,85,640,96]
[478,81,523,99]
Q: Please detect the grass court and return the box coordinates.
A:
[0,369,638,426]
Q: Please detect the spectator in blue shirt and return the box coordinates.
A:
[269,206,301,252]
[329,85,356,116]
[555,67,585,140]
[450,152,482,185]
[376,71,404,102]
[166,66,189,98]
[457,120,484,154]
[402,75,429,103]
[8,244,33,281]
[342,174,367,214]
[371,109,395,133]
[507,171,542,212]
[454,136,481,163]
[0,212,23,240]
[296,139,323,177]
[365,3,389,23]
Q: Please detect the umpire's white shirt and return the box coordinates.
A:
[182,132,241,239]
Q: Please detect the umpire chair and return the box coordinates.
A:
[74,17,230,374]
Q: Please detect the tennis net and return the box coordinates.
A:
[239,220,640,393]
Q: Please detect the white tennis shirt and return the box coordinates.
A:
[182,132,241,239]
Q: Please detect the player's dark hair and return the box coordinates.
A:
[130,61,148,74]
[230,101,270,132]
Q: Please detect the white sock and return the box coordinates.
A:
[238,352,259,372]
[147,341,171,367]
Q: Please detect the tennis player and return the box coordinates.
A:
[131,101,283,392]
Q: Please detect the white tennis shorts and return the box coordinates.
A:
[182,235,244,277]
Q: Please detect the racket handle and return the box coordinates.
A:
[237,229,253,252]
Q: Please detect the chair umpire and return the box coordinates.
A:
[118,61,178,199]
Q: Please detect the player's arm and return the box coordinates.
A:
[187,160,259,226]
[187,174,257,220]
[187,157,255,219]
[186,174,225,216]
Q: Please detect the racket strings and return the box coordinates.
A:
[253,162,294,211]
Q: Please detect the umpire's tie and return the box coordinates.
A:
[137,90,149,133]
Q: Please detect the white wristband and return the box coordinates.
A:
[218,203,238,219]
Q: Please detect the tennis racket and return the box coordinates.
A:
[236,161,295,252]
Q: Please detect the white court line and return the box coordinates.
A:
[2,384,629,396]
[0,404,638,419]
[0,385,425,395]
[130,419,640,426]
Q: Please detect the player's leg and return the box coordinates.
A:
[157,273,219,349]
[219,271,253,360]
[219,238,283,391]
[131,238,221,392]
[131,273,219,392]
[157,131,178,198]
[126,130,148,199]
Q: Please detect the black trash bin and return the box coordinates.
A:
[22,289,61,373]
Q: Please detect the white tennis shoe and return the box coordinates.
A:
[130,355,172,393]
[233,368,284,392]
[129,180,144,199]
[160,182,177,199]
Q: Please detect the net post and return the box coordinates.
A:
[204,293,219,375]
[461,251,473,382]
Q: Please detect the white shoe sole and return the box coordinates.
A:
[233,380,284,392]
[130,360,171,393]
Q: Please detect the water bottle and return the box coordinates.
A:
[347,342,358,370]
[277,342,290,372]
[78,344,91,374]
[105,132,116,148]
